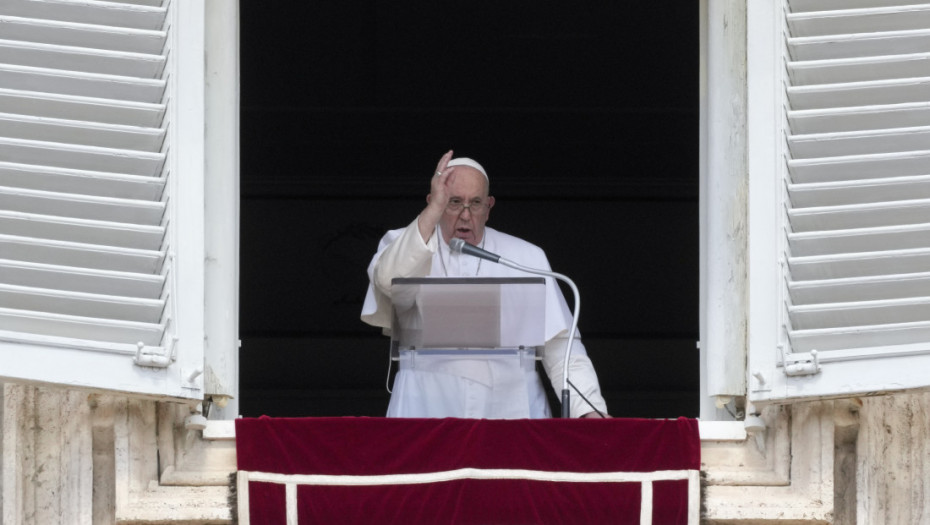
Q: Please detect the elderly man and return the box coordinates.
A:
[361,150,609,419]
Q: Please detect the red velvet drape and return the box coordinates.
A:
[236,417,700,525]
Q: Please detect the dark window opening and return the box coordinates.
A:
[239,2,700,418]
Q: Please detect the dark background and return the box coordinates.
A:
[238,2,700,418]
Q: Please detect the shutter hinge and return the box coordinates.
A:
[784,349,821,377]
[133,339,177,368]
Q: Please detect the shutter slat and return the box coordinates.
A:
[0,38,165,78]
[0,309,163,346]
[788,174,930,207]
[0,211,165,251]
[789,296,930,330]
[789,248,930,280]
[0,64,166,103]
[788,126,930,158]
[0,88,165,127]
[0,15,167,54]
[0,162,165,200]
[787,5,930,37]
[0,234,164,273]
[0,283,164,323]
[788,198,930,232]
[789,272,930,304]
[0,112,165,151]
[0,258,163,298]
[116,0,165,8]
[789,150,930,183]
[788,30,930,61]
[0,0,167,31]
[787,77,930,110]
[788,223,930,257]
[0,137,165,175]
[788,53,930,85]
[789,0,930,13]
[0,186,165,225]
[789,103,930,134]
[788,322,930,353]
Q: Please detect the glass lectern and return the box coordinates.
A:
[390,277,547,366]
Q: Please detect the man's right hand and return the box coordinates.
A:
[429,150,456,210]
[418,150,455,242]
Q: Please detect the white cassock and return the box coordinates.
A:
[361,218,608,419]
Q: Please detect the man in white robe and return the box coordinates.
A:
[361,151,609,418]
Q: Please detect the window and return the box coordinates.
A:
[0,0,211,400]
[746,0,930,404]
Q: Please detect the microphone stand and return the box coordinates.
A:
[449,238,580,418]
[497,258,580,419]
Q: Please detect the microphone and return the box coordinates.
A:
[448,238,583,419]
[448,237,500,263]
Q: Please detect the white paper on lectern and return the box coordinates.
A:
[419,284,501,348]
[390,278,546,351]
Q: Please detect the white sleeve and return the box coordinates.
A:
[360,217,437,329]
[541,334,608,417]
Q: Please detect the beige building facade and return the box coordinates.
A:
[2,0,930,523]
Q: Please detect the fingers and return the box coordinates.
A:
[431,150,456,196]
[434,150,453,177]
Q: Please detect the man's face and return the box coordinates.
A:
[435,167,494,245]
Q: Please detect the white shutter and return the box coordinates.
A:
[0,0,205,399]
[749,0,930,404]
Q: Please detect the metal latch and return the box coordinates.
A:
[133,338,177,368]
[784,349,821,377]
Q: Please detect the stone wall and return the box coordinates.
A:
[3,381,930,524]
[1,383,232,525]
[857,393,930,524]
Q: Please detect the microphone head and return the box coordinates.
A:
[449,238,465,253]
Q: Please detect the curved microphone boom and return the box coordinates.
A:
[449,238,501,263]
[449,238,581,418]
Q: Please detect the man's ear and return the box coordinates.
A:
[487,196,495,209]
[426,194,432,204]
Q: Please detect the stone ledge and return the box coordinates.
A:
[116,483,231,525]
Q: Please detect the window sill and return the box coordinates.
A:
[203,419,748,442]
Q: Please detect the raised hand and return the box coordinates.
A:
[419,150,455,242]
[428,149,456,212]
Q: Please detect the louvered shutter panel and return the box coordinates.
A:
[749,0,930,403]
[0,0,205,399]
